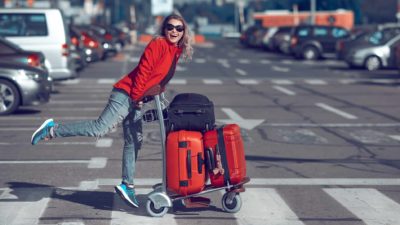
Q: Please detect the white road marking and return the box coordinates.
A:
[217,59,230,68]
[0,188,52,225]
[236,79,258,85]
[273,85,296,96]
[203,79,222,84]
[236,188,304,225]
[271,79,294,85]
[304,79,327,85]
[111,188,177,225]
[250,178,400,186]
[281,59,293,64]
[96,138,113,148]
[260,59,271,64]
[339,79,357,84]
[0,157,107,169]
[98,79,116,84]
[235,68,247,76]
[129,57,140,63]
[259,123,400,128]
[176,65,186,71]
[60,79,80,84]
[169,79,187,85]
[218,108,264,130]
[238,59,250,64]
[315,103,358,120]
[324,188,400,225]
[194,58,206,63]
[389,135,400,141]
[272,66,290,72]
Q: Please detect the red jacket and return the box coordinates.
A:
[114,37,182,101]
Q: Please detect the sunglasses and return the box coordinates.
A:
[166,24,184,32]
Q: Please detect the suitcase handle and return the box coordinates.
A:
[205,148,215,172]
[197,152,204,174]
[187,150,192,179]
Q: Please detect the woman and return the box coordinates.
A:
[31,14,193,208]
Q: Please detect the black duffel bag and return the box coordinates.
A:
[166,93,215,133]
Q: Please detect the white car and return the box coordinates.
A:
[0,8,77,80]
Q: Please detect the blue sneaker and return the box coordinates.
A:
[31,118,54,145]
[115,183,139,208]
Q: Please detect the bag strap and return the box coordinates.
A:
[160,56,177,87]
[217,126,231,185]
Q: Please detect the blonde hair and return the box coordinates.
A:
[158,14,193,61]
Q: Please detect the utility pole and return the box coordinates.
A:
[310,0,316,25]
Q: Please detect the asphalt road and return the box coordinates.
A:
[1,38,400,225]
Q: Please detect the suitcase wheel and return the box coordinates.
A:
[221,192,242,213]
[146,199,169,217]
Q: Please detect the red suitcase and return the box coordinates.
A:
[166,130,206,196]
[203,124,247,187]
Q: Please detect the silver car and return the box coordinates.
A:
[0,61,52,115]
[345,34,400,71]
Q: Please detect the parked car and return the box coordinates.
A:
[0,8,77,80]
[0,61,52,115]
[268,26,294,54]
[70,25,105,62]
[344,34,400,71]
[79,25,119,57]
[240,25,266,48]
[337,24,400,60]
[0,36,47,70]
[261,26,278,50]
[290,25,350,60]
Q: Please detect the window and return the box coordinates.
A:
[332,28,348,38]
[314,27,328,36]
[0,13,48,37]
[298,28,309,37]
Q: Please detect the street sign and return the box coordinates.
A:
[151,0,173,16]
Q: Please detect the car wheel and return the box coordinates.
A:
[364,56,381,71]
[302,46,319,60]
[0,79,20,115]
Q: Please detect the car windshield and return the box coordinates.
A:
[368,29,400,45]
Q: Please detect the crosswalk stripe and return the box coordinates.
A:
[389,135,400,141]
[237,79,258,85]
[324,188,400,225]
[0,188,52,225]
[98,79,116,84]
[273,85,296,96]
[304,79,327,85]
[203,79,222,84]
[169,79,187,84]
[236,188,304,225]
[111,188,177,224]
[271,79,294,85]
[315,103,358,120]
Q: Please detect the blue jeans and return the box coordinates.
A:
[53,88,142,185]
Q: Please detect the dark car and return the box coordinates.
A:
[0,61,52,115]
[240,25,267,48]
[290,25,350,60]
[268,26,294,54]
[0,36,47,70]
[337,24,400,62]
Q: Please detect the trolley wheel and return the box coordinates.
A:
[221,193,242,213]
[146,199,169,217]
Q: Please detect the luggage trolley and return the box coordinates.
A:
[146,93,250,217]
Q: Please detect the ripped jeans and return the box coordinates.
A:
[53,88,142,185]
